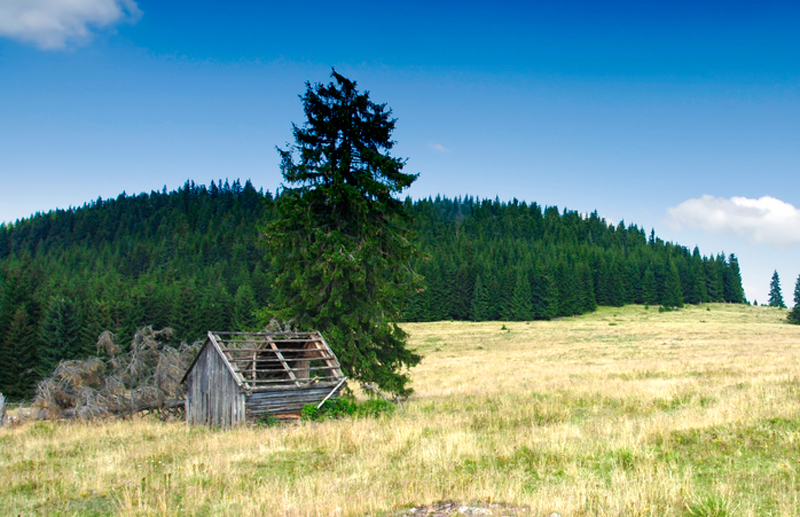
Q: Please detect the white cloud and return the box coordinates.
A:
[430,143,450,153]
[0,0,141,50]
[666,195,800,248]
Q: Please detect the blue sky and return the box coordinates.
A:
[1,0,799,305]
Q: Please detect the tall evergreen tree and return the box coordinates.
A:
[264,70,421,396]
[723,253,745,303]
[662,261,684,308]
[596,257,624,307]
[470,274,491,322]
[0,305,37,398]
[497,267,517,321]
[199,282,231,333]
[450,263,473,320]
[38,296,82,376]
[555,262,579,316]
[80,299,113,356]
[705,255,725,302]
[506,270,533,321]
[788,274,800,325]
[232,284,258,330]
[420,263,448,322]
[688,248,708,303]
[768,270,786,308]
[683,261,703,305]
[641,266,658,305]
[171,284,199,340]
[578,263,598,313]
[139,282,171,330]
[532,273,560,320]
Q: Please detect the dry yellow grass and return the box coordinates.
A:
[2,303,800,516]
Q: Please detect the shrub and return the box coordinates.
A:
[255,412,281,427]
[300,397,394,422]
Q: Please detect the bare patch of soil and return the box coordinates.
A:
[379,500,544,517]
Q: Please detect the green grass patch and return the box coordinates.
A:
[300,397,395,421]
[654,417,800,512]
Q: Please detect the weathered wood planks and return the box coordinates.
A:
[183,331,347,426]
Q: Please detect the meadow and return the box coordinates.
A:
[2,304,800,516]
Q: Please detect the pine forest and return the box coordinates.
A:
[0,180,745,398]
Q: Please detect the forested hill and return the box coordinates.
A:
[0,181,744,398]
[0,180,272,398]
[403,196,744,321]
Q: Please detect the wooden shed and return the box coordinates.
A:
[182,331,347,426]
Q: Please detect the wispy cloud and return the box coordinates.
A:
[0,0,141,50]
[666,195,800,248]
[430,143,450,153]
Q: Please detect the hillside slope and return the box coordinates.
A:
[0,181,744,398]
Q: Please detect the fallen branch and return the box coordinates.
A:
[33,326,200,421]
[361,382,403,411]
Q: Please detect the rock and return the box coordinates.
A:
[458,506,492,516]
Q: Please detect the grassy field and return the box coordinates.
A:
[2,304,800,516]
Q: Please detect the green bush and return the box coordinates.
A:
[255,412,281,427]
[301,398,355,421]
[300,397,394,422]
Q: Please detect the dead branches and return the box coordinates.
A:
[33,326,200,421]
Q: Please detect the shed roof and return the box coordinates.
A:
[182,331,345,391]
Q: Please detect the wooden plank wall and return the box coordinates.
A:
[246,384,345,417]
[186,343,246,426]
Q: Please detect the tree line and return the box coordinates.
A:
[0,182,744,399]
[402,196,745,322]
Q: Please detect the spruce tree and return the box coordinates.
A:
[440,257,462,320]
[641,266,658,305]
[578,263,598,313]
[768,270,786,308]
[555,262,579,316]
[140,282,170,330]
[0,305,37,398]
[662,261,684,309]
[232,284,258,330]
[723,254,745,303]
[600,258,624,307]
[80,299,112,356]
[421,264,448,322]
[497,267,517,321]
[529,268,548,319]
[264,70,421,396]
[705,256,725,302]
[171,284,199,340]
[507,270,533,321]
[200,282,231,333]
[38,296,82,376]
[470,274,491,321]
[451,263,473,320]
[788,274,800,324]
[535,273,559,320]
[688,248,708,303]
